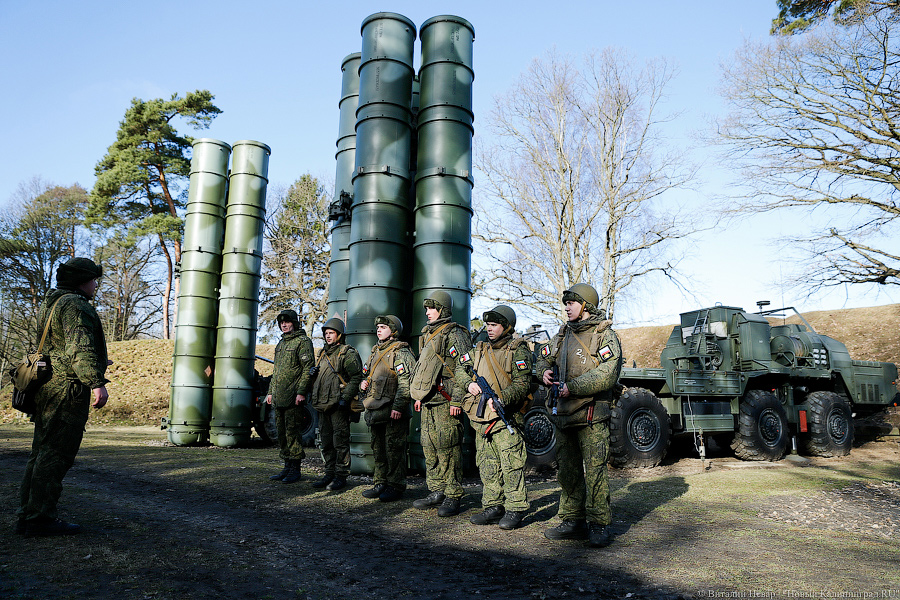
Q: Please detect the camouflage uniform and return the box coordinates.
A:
[271,327,314,462]
[410,317,473,500]
[310,341,363,480]
[362,338,415,492]
[456,334,532,513]
[19,286,108,524]
[536,314,622,527]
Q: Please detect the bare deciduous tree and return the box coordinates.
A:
[717,8,900,292]
[475,48,700,322]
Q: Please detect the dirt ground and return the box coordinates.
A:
[0,425,898,600]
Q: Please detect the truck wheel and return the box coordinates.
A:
[802,391,854,457]
[255,403,319,447]
[731,390,789,461]
[256,404,278,445]
[522,406,557,465]
[610,388,671,468]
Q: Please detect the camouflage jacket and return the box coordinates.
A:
[410,317,473,407]
[270,329,315,408]
[309,342,363,411]
[361,339,415,413]
[455,334,532,423]
[39,287,108,389]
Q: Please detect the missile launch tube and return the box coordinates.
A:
[168,138,230,445]
[210,140,270,448]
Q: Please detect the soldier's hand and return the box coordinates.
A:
[449,405,461,417]
[92,386,109,409]
[467,382,482,396]
[295,394,305,405]
[559,383,570,398]
[360,380,369,392]
[265,394,273,405]
[542,370,554,386]
[390,410,402,420]
[414,400,422,412]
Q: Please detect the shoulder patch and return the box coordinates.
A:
[362,364,369,374]
[515,359,528,371]
[598,345,615,362]
[540,345,551,357]
[396,364,406,375]
[459,352,471,364]
[449,346,458,358]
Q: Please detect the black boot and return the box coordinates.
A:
[269,462,291,481]
[498,510,525,530]
[378,486,404,502]
[437,497,461,517]
[281,460,302,484]
[326,477,347,491]
[470,505,505,525]
[362,483,386,499]
[24,518,81,537]
[412,491,445,510]
[543,519,588,540]
[588,523,612,547]
[311,474,334,489]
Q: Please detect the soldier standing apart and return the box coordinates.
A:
[18,258,110,537]
[309,318,362,492]
[456,305,531,530]
[536,284,622,548]
[265,309,314,484]
[359,315,415,503]
[410,291,473,517]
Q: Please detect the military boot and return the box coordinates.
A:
[437,497,461,517]
[24,518,81,537]
[269,462,291,481]
[498,510,525,530]
[378,486,403,502]
[543,519,588,540]
[311,474,334,489]
[469,505,505,525]
[412,491,445,510]
[588,523,612,547]
[326,477,347,491]
[281,461,302,484]
[362,483,386,499]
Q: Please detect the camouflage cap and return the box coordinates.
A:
[56,257,103,289]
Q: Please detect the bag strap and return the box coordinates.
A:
[36,296,65,354]
[365,341,399,384]
[322,346,349,386]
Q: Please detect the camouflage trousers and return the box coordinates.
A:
[19,379,90,522]
[473,418,528,511]
[317,407,351,478]
[421,402,464,499]
[369,415,409,491]
[276,404,307,462]
[554,417,611,525]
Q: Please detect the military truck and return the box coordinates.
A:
[605,303,899,468]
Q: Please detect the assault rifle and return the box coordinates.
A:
[468,366,515,435]
[547,365,562,416]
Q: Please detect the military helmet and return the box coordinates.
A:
[423,290,453,312]
[374,314,403,337]
[56,257,103,289]
[482,305,516,332]
[322,317,345,336]
[276,309,300,329]
[563,283,600,315]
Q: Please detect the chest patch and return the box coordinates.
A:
[599,345,614,362]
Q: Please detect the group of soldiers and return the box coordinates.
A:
[266,283,622,548]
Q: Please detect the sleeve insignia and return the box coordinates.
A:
[515,360,528,370]
[396,364,405,375]
[599,345,614,362]
[459,352,471,364]
[540,345,551,357]
[362,365,369,374]
[449,346,458,358]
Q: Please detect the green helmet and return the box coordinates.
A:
[322,317,345,337]
[423,290,453,318]
[482,305,516,333]
[563,283,600,315]
[374,314,403,337]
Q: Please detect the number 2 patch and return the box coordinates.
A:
[599,345,614,362]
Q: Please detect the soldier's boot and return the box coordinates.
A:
[281,461,302,484]
[498,510,525,530]
[311,474,334,489]
[412,491,445,510]
[269,462,291,481]
[24,518,81,538]
[15,517,26,535]
[469,505,505,525]
[378,486,404,502]
[362,483,386,499]
[588,523,612,548]
[543,519,589,540]
[437,497,461,517]
[326,477,347,491]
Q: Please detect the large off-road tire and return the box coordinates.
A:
[522,406,557,465]
[731,390,789,461]
[609,388,671,468]
[255,403,319,447]
[802,391,854,457]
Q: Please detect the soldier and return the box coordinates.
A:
[18,258,109,537]
[265,309,315,484]
[536,283,622,548]
[456,305,531,530]
[309,317,363,491]
[410,290,473,517]
[359,315,415,502]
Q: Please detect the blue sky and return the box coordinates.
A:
[2,1,897,327]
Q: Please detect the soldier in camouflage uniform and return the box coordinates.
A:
[536,283,622,548]
[359,315,415,502]
[410,290,473,517]
[456,305,531,530]
[309,317,362,491]
[18,258,109,537]
[265,309,315,484]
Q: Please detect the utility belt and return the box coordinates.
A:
[551,398,611,430]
